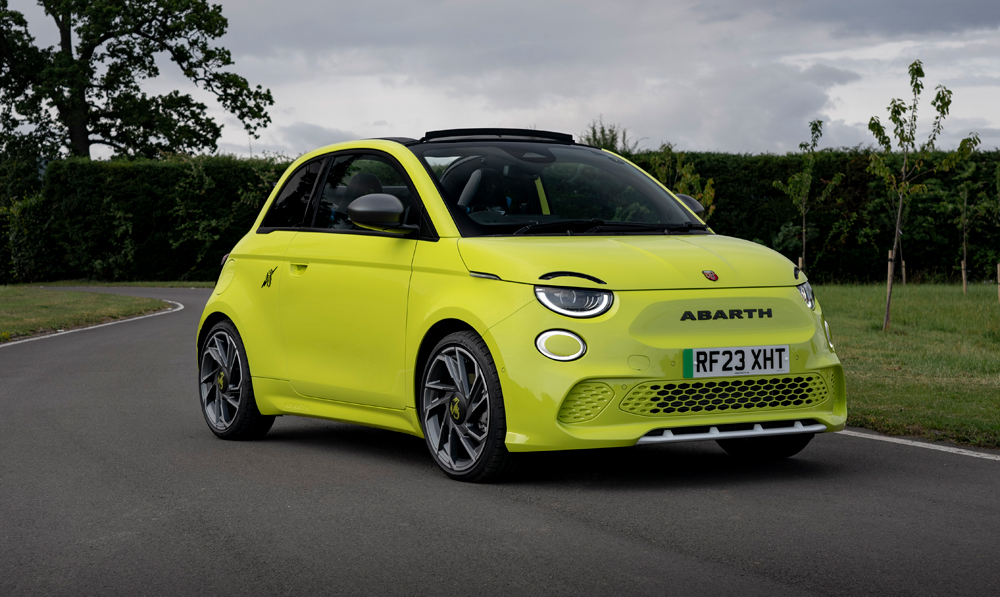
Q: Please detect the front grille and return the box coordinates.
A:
[620,374,829,417]
[557,382,615,423]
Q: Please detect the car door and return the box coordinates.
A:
[242,156,327,380]
[280,151,424,410]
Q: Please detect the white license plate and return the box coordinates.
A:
[682,345,790,378]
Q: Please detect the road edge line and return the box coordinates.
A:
[838,429,1000,461]
[0,300,185,349]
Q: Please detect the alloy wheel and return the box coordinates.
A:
[199,330,243,431]
[422,346,491,472]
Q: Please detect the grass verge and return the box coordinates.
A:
[0,286,168,343]
[20,279,216,288]
[818,283,1000,449]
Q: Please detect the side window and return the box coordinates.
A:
[260,159,325,229]
[311,153,419,231]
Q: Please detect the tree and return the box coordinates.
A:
[937,163,988,294]
[581,116,640,156]
[867,59,979,331]
[648,143,716,221]
[0,0,273,161]
[772,120,843,270]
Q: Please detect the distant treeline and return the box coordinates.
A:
[1,148,998,284]
[630,148,1000,284]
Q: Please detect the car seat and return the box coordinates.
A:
[457,168,507,212]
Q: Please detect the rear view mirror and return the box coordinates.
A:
[347,193,418,234]
[675,193,705,217]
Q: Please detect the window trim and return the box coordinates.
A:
[256,156,329,231]
[258,148,438,241]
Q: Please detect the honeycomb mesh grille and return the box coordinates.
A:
[558,382,615,423]
[620,374,829,417]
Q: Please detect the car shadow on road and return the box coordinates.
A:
[261,417,846,490]
[507,442,844,490]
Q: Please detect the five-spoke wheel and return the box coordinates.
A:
[420,331,511,481]
[198,320,274,440]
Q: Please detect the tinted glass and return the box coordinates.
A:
[311,153,419,230]
[260,159,324,228]
[410,142,700,237]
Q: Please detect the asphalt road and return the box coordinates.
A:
[1,287,998,596]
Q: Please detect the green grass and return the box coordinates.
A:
[19,279,216,288]
[817,283,1000,449]
[0,286,167,343]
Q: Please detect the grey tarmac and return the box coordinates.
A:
[1,287,997,596]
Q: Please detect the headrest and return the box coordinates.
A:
[457,168,505,209]
[345,172,383,202]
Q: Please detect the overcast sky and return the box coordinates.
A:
[15,0,1000,157]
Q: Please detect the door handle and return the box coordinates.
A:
[289,263,308,277]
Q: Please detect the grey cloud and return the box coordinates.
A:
[625,62,861,152]
[277,122,359,153]
[693,0,1000,36]
[942,75,1000,87]
[800,64,862,87]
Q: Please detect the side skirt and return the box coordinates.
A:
[252,377,423,437]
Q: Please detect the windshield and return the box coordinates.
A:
[408,141,707,237]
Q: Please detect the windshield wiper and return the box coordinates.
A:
[584,222,708,234]
[512,219,604,235]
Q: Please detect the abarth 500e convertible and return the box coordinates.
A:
[197,128,845,481]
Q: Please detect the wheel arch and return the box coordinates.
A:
[197,311,232,353]
[413,318,478,405]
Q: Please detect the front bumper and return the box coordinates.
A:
[488,286,846,452]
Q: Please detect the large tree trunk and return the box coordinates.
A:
[68,116,91,158]
[53,9,91,158]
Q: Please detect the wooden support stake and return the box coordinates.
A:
[962,260,968,295]
[902,261,906,286]
[886,250,894,303]
[798,256,804,271]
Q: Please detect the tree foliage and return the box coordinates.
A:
[867,60,979,330]
[580,116,640,156]
[772,120,843,269]
[0,0,273,162]
[647,143,716,221]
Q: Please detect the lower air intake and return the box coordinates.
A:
[620,374,829,417]
[557,382,615,423]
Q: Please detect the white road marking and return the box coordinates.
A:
[839,429,1000,461]
[0,300,184,348]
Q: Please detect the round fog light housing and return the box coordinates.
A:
[535,330,587,361]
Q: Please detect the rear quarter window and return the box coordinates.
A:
[260,159,325,229]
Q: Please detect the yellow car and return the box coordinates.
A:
[197,128,845,482]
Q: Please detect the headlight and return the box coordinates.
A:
[534,286,613,318]
[797,281,815,310]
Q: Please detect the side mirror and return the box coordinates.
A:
[675,193,705,217]
[347,193,418,234]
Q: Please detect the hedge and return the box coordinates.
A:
[1,149,998,284]
[2,155,288,283]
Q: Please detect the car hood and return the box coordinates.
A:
[457,234,800,291]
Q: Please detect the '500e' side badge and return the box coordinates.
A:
[702,270,719,281]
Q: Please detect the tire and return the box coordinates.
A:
[716,433,814,461]
[198,320,275,440]
[418,331,513,482]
